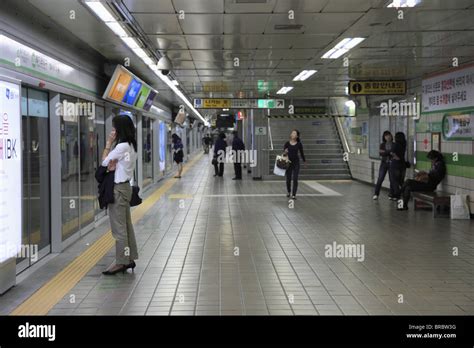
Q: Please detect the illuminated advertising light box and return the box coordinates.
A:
[103,65,158,113]
[134,85,151,109]
[0,78,22,264]
[143,90,157,111]
[107,68,132,102]
[122,78,142,105]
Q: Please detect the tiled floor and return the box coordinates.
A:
[48,156,474,316]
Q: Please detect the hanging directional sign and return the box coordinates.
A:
[349,80,406,95]
[194,98,285,109]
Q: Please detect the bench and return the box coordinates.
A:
[413,191,451,218]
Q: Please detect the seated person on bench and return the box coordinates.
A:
[398,150,446,211]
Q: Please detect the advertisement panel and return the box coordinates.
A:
[0,78,22,263]
[422,64,474,113]
[103,65,158,113]
[122,78,142,105]
[134,85,151,109]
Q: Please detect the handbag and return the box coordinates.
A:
[212,157,218,165]
[273,160,286,176]
[130,185,142,207]
[129,169,142,207]
[276,154,291,170]
[450,191,471,220]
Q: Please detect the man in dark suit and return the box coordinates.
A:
[231,131,245,180]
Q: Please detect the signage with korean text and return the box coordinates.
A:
[422,64,474,113]
[349,80,406,95]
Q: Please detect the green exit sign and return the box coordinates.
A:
[258,99,275,108]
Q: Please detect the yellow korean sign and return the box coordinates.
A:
[349,80,406,95]
[194,99,231,108]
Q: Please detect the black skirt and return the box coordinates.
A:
[173,150,184,163]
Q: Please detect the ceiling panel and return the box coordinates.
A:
[180,14,224,34]
[322,0,382,12]
[223,35,262,49]
[224,0,277,13]
[122,0,175,13]
[172,0,225,13]
[133,14,182,34]
[273,0,327,12]
[185,35,223,49]
[224,14,270,34]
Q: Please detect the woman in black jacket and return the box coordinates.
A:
[389,132,407,201]
[284,129,306,200]
[373,131,393,200]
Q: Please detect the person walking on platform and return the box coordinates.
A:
[388,131,407,201]
[172,133,184,178]
[213,132,227,177]
[373,131,393,200]
[398,150,446,211]
[203,134,211,154]
[284,129,306,200]
[101,115,138,275]
[231,130,245,180]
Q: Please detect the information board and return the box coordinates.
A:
[0,78,22,263]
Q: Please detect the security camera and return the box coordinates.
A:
[157,55,172,73]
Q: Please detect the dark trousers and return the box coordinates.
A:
[214,162,224,176]
[286,162,300,196]
[389,160,404,199]
[374,161,389,196]
[233,163,242,179]
[402,179,435,206]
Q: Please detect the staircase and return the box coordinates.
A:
[268,117,351,180]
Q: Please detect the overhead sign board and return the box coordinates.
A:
[349,80,406,95]
[194,99,285,109]
[422,64,474,113]
[103,65,158,112]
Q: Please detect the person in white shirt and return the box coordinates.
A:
[101,115,139,275]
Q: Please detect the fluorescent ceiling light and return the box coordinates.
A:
[106,22,128,37]
[223,108,229,111]
[170,79,179,86]
[154,70,209,126]
[121,37,140,49]
[133,47,149,58]
[85,1,116,22]
[321,38,365,59]
[387,0,420,7]
[276,86,293,94]
[148,64,159,71]
[141,56,154,65]
[293,70,317,81]
[85,1,208,126]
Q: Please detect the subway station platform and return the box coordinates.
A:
[4,154,473,316]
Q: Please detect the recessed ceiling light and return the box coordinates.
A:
[293,70,317,81]
[387,0,421,7]
[276,86,293,94]
[321,38,365,59]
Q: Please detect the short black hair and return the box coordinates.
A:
[427,150,443,161]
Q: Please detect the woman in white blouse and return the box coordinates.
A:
[101,115,139,275]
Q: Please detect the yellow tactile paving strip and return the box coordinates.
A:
[11,154,203,316]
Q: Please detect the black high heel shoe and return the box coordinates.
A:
[102,265,127,275]
[126,261,136,272]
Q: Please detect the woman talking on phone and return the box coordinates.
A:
[101,115,139,275]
